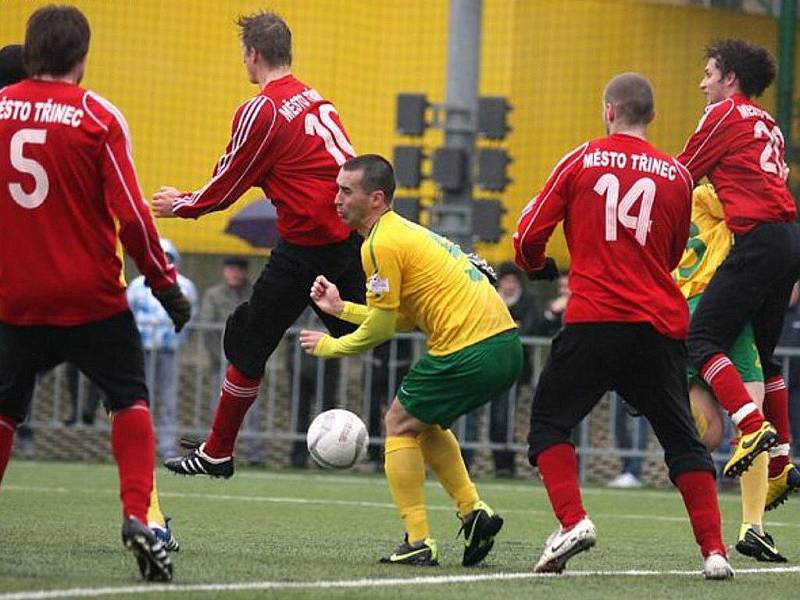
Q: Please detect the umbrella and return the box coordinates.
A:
[224,199,280,248]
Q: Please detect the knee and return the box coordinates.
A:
[384,399,422,437]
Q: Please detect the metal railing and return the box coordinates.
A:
[21,322,800,483]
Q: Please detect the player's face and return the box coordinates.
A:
[700,58,728,105]
[335,168,371,229]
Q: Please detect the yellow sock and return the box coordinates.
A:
[385,436,429,543]
[417,426,478,516]
[691,402,708,440]
[146,470,166,527]
[740,452,768,531]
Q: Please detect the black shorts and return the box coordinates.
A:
[528,322,714,482]
[0,310,148,423]
[689,221,800,380]
[224,231,366,379]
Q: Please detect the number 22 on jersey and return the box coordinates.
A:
[594,173,655,246]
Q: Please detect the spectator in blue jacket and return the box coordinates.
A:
[127,239,198,457]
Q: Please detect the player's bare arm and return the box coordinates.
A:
[151,187,180,217]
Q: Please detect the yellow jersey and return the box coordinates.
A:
[363,210,515,355]
[674,184,733,300]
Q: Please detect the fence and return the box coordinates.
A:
[16,321,800,485]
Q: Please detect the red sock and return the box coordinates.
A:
[0,415,17,486]
[204,365,261,459]
[111,400,154,523]
[675,471,725,558]
[537,443,586,529]
[701,353,764,434]
[764,375,791,477]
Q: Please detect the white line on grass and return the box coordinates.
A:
[3,567,800,600]
[6,484,800,529]
[12,461,747,503]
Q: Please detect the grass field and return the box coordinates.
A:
[1,460,799,599]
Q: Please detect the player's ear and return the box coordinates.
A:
[723,70,737,90]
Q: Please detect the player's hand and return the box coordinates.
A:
[153,283,192,333]
[151,186,180,217]
[528,257,559,281]
[310,275,344,316]
[299,329,326,355]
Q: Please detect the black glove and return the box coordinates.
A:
[153,283,192,333]
[527,257,559,281]
[466,252,498,285]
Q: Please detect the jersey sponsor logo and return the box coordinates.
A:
[367,272,390,294]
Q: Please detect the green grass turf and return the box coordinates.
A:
[1,460,799,599]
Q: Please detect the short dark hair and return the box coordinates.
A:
[24,5,90,77]
[0,45,26,87]
[603,73,654,127]
[342,155,396,204]
[705,39,776,98]
[236,10,292,68]
[223,256,248,269]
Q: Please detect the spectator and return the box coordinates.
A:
[778,282,800,459]
[464,262,537,476]
[532,273,570,337]
[607,395,650,488]
[127,239,198,458]
[288,308,341,468]
[198,257,264,465]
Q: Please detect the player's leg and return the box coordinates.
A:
[406,330,522,566]
[529,324,617,574]
[762,362,800,510]
[68,310,171,582]
[146,472,179,552]
[167,243,313,475]
[109,400,179,551]
[0,322,56,486]
[624,328,730,578]
[723,326,785,561]
[689,226,800,475]
[689,384,724,451]
[688,248,770,454]
[380,397,438,566]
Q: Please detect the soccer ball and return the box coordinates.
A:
[306,409,369,469]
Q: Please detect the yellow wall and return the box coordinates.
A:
[1,1,782,265]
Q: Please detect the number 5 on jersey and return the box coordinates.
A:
[595,173,655,246]
[8,128,49,209]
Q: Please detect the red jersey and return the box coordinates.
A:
[0,79,175,326]
[514,133,693,339]
[678,93,796,234]
[172,74,353,246]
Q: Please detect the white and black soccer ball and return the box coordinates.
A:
[306,409,369,470]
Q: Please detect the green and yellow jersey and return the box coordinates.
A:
[673,184,733,300]
[314,210,515,357]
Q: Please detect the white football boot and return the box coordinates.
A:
[702,552,734,580]
[534,516,596,573]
